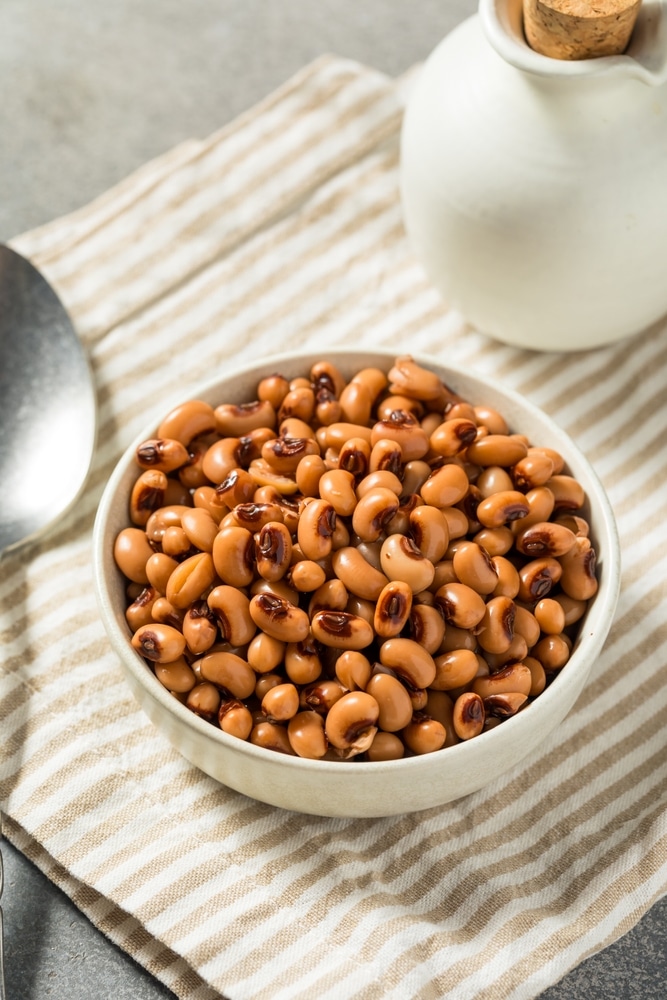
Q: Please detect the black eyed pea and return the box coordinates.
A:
[301,679,346,715]
[366,732,405,761]
[350,365,388,401]
[337,436,371,478]
[255,521,292,582]
[440,505,470,540]
[295,453,327,497]
[257,373,290,411]
[249,593,310,643]
[157,399,216,447]
[380,534,435,594]
[387,355,444,401]
[473,525,515,556]
[409,505,450,564]
[287,711,328,759]
[429,417,478,458]
[289,559,327,593]
[512,448,555,490]
[476,490,530,529]
[365,673,413,732]
[145,552,180,594]
[558,536,599,601]
[334,650,372,691]
[553,593,588,626]
[207,585,257,647]
[407,603,446,655]
[434,582,486,630]
[431,648,480,691]
[215,468,256,509]
[297,498,337,561]
[374,580,413,638]
[161,525,194,559]
[215,399,276,437]
[351,487,400,542]
[473,404,508,435]
[402,716,447,755]
[475,465,514,498]
[251,575,300,608]
[516,521,577,558]
[151,596,184,629]
[125,586,159,631]
[371,410,430,462]
[534,597,566,635]
[325,691,380,757]
[114,527,155,584]
[517,556,563,603]
[247,458,300,495]
[165,552,216,610]
[452,540,498,595]
[230,501,284,532]
[452,691,485,740]
[345,595,376,628]
[131,623,186,663]
[490,556,520,599]
[356,468,403,499]
[310,610,374,650]
[476,595,516,655]
[202,437,242,485]
[261,435,320,474]
[182,600,218,655]
[379,637,437,689]
[186,681,221,721]
[199,651,257,700]
[466,434,528,468]
[332,546,389,601]
[181,507,220,553]
[318,469,358,516]
[278,386,315,425]
[129,468,168,526]
[483,692,528,717]
[472,662,532,699]
[546,474,586,511]
[246,631,286,674]
[425,690,459,747]
[261,682,300,722]
[154,656,197,693]
[368,438,404,478]
[338,379,373,425]
[532,634,571,671]
[212,525,255,588]
[135,438,190,474]
[420,464,469,508]
[218,699,254,740]
[250,721,296,754]
[284,637,323,686]
[308,578,348,617]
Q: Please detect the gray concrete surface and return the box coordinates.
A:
[1,2,665,998]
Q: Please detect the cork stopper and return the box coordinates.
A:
[523,0,642,60]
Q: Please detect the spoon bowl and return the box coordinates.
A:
[0,245,96,556]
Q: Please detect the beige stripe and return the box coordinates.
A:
[61,98,402,335]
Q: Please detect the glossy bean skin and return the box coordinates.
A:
[157,400,216,446]
[332,546,389,601]
[256,521,292,582]
[166,552,216,610]
[476,490,530,529]
[371,411,430,462]
[452,691,485,740]
[136,438,190,474]
[154,657,197,693]
[114,527,154,584]
[249,593,310,643]
[212,526,255,588]
[287,711,328,758]
[366,732,405,761]
[125,586,158,631]
[379,638,437,689]
[207,585,257,647]
[131,623,186,663]
[186,682,221,721]
[182,600,218,654]
[517,557,563,603]
[297,498,336,561]
[558,536,598,600]
[199,651,257,699]
[432,648,479,691]
[452,541,498,595]
[374,580,413,638]
[472,662,532,699]
[365,673,413,732]
[407,603,446,655]
[352,487,400,542]
[311,611,374,650]
[434,582,486,630]
[409,505,450,563]
[284,638,322,686]
[402,716,447,755]
[476,596,516,655]
[380,534,435,594]
[420,464,469,508]
[335,650,372,691]
[325,691,379,757]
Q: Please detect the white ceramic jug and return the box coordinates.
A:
[400,0,667,351]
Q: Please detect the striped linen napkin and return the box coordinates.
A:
[2,54,666,1000]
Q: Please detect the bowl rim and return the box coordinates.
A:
[92,347,621,777]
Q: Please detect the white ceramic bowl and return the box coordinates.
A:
[93,349,621,817]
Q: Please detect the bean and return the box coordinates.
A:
[261,683,300,722]
[532,634,571,670]
[308,578,348,616]
[324,422,373,449]
[254,672,283,700]
[534,598,566,634]
[181,600,218,655]
[215,468,256,509]
[388,355,443,401]
[136,438,190,474]
[207,585,256,647]
[212,525,255,588]
[278,386,315,424]
[516,520,577,558]
[332,546,388,601]
[284,638,322,686]
[491,556,520,598]
[338,379,372,425]
[288,559,326,594]
[256,521,292,582]
[352,487,400,542]
[215,399,276,437]
[368,439,404,477]
[483,692,528,717]
[472,662,532,699]
[476,490,530,528]
[247,459,300,495]
[246,631,285,673]
[425,690,459,747]
[301,679,346,715]
[181,507,219,552]
[466,434,528,467]
[374,580,413,638]
[409,505,450,563]
[251,576,300,607]
[350,366,388,400]
[452,691,485,740]
[432,648,479,690]
[473,404,508,435]
[512,449,555,490]
[131,623,186,663]
[517,556,562,602]
[114,527,154,584]
[295,454,327,497]
[287,711,328,759]
[452,541,498,595]
[126,586,158,631]
[371,411,430,462]
[429,417,477,457]
[199,651,256,699]
[559,536,598,600]
[151,597,183,629]
[325,691,379,757]
[476,595,516,654]
[334,650,372,691]
[154,657,197,693]
[345,595,376,628]
[437,623,477,653]
[257,373,290,410]
[201,437,241,485]
[553,592,588,626]
[337,436,371,478]
[379,638,436,689]
[440,505,469,539]
[297,498,336,561]
[129,470,168,526]
[249,593,310,643]
[157,400,216,446]
[546,474,585,511]
[311,610,374,650]
[434,582,486,630]
[380,534,435,593]
[193,485,227,523]
[473,526,514,556]
[250,721,295,754]
[402,716,447,754]
[366,732,405,761]
[365,673,413,732]
[524,656,546,696]
[165,552,216,609]
[513,605,541,648]
[161,525,194,559]
[229,501,284,532]
[407,604,446,655]
[357,468,403,499]
[311,360,346,397]
[420,464,469,508]
[186,682,221,720]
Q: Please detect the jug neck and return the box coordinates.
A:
[479,0,667,85]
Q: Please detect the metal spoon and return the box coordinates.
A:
[0,244,97,999]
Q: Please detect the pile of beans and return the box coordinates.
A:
[113,356,598,762]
